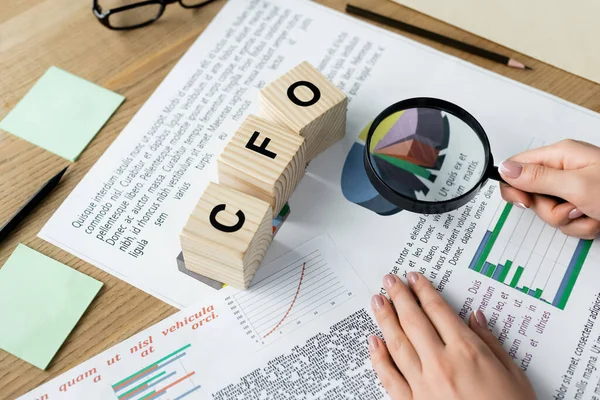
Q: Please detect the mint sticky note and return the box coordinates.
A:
[0,244,103,369]
[0,66,124,161]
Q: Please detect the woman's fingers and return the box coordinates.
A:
[468,311,518,373]
[368,335,413,399]
[559,217,600,240]
[507,139,595,170]
[406,272,473,344]
[500,183,531,209]
[500,184,588,231]
[382,274,444,358]
[498,159,584,203]
[371,294,421,380]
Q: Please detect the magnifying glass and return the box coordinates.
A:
[363,97,507,215]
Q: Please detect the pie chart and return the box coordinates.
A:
[341,107,450,214]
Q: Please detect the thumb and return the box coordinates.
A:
[498,159,575,199]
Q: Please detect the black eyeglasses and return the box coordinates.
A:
[93,0,219,30]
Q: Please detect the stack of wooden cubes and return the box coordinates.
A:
[180,62,347,289]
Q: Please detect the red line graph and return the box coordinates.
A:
[263,262,306,338]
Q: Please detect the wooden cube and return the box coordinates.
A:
[259,61,347,161]
[218,114,306,216]
[180,182,273,289]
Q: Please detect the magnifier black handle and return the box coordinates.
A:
[490,166,566,204]
[489,166,505,184]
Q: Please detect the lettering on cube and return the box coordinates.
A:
[180,182,273,289]
[218,114,306,216]
[259,61,347,161]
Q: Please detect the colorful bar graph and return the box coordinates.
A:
[492,264,504,280]
[473,204,513,272]
[468,202,593,310]
[498,260,512,282]
[509,266,523,288]
[481,262,493,276]
[119,372,166,399]
[112,344,200,400]
[469,231,492,270]
[553,240,593,309]
[113,345,191,390]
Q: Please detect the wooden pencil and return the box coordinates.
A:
[346,4,532,70]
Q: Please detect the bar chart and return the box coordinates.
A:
[469,202,593,310]
[111,344,200,400]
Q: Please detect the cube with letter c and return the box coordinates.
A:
[180,182,273,289]
[218,114,306,216]
[259,61,347,161]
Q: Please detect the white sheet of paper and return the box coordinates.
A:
[39,0,600,397]
[390,0,600,84]
[20,236,385,399]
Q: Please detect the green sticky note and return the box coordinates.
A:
[0,66,124,161]
[0,244,103,369]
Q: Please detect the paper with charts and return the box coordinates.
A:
[38,0,600,397]
[19,236,388,399]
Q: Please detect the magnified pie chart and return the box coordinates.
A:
[341,107,450,215]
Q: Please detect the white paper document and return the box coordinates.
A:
[20,236,386,399]
[39,0,600,397]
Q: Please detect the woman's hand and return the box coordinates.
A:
[368,273,536,400]
[499,139,600,239]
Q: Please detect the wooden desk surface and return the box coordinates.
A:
[0,0,598,397]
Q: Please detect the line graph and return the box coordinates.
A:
[263,262,306,338]
[225,249,354,344]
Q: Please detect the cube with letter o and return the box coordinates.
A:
[259,61,347,161]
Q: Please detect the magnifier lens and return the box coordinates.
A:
[367,107,487,204]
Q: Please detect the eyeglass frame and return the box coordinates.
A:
[93,0,219,30]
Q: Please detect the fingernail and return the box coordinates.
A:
[499,160,523,179]
[383,274,397,290]
[475,310,487,329]
[513,202,527,209]
[569,208,584,219]
[371,294,384,310]
[407,272,419,286]
[368,336,379,351]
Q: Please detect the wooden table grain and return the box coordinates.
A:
[0,0,598,397]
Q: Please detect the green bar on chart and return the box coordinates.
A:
[498,260,513,282]
[112,344,191,389]
[557,240,593,310]
[509,266,524,288]
[118,372,166,399]
[485,264,496,278]
[474,204,513,272]
[521,286,529,293]
[534,289,543,299]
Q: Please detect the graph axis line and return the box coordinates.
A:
[233,294,262,344]
[263,262,307,338]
